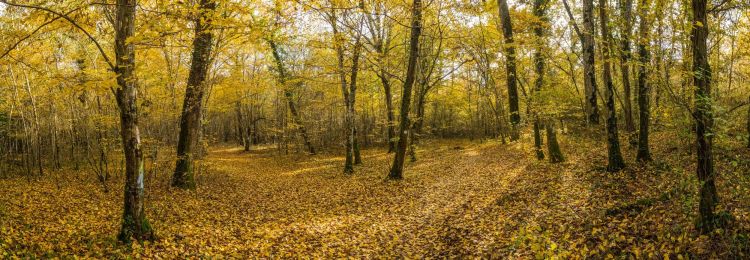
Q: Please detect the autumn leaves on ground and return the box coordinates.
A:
[1,130,748,258]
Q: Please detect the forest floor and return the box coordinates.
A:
[1,129,750,258]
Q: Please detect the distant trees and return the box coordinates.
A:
[389,0,422,180]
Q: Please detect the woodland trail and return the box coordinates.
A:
[1,137,749,258]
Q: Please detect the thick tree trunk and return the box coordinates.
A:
[583,0,600,124]
[691,0,718,233]
[636,0,652,162]
[173,0,217,189]
[496,0,520,140]
[115,0,154,242]
[268,40,316,155]
[389,0,421,180]
[599,0,626,172]
[619,0,636,141]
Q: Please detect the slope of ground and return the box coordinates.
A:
[1,130,749,258]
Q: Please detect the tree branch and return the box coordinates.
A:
[0,1,116,70]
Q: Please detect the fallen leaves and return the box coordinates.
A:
[0,132,749,258]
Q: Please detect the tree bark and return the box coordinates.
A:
[636,0,652,162]
[583,0,601,124]
[619,0,636,140]
[389,0,421,180]
[115,0,154,242]
[496,0,521,140]
[599,0,626,172]
[330,10,355,174]
[691,0,718,233]
[173,0,217,189]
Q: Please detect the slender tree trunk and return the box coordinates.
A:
[267,40,316,155]
[496,0,521,140]
[747,96,750,149]
[599,0,626,172]
[636,0,652,162]
[389,0,422,180]
[691,0,718,233]
[533,0,564,163]
[381,75,396,153]
[351,40,363,165]
[173,0,217,189]
[115,0,154,242]
[619,0,636,141]
[331,11,355,174]
[583,0,601,124]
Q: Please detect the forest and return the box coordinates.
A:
[0,0,749,258]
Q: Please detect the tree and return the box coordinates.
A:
[388,0,421,180]
[619,0,636,141]
[582,0,600,124]
[691,0,718,233]
[599,0,626,172]
[496,0,521,140]
[361,0,397,153]
[267,39,316,155]
[114,0,154,242]
[172,0,217,189]
[532,0,564,163]
[635,0,652,162]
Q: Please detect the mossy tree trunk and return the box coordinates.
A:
[115,0,154,243]
[496,0,521,140]
[691,0,719,233]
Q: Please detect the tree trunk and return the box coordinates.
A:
[691,0,718,233]
[599,0,626,172]
[583,0,601,124]
[496,0,521,140]
[381,75,396,153]
[173,0,217,189]
[636,0,652,162]
[330,11,355,174]
[546,119,565,163]
[351,40,363,165]
[619,0,636,141]
[389,0,421,180]
[267,40,316,155]
[115,0,154,242]
[747,96,750,149]
[533,0,563,163]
